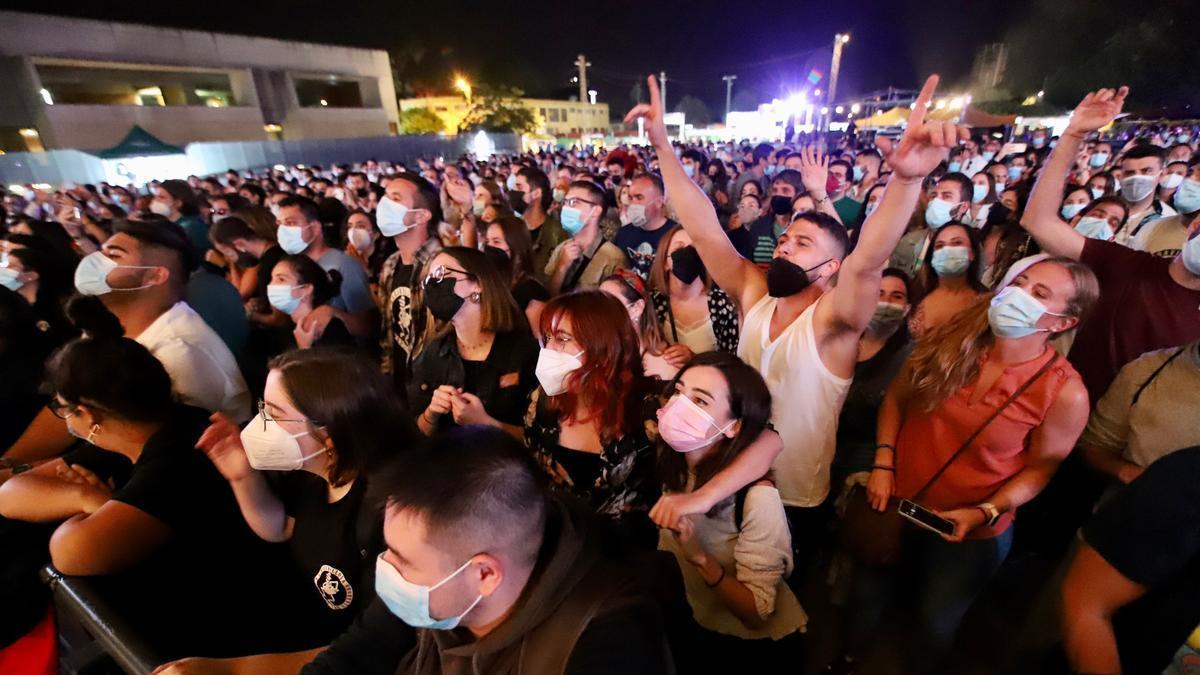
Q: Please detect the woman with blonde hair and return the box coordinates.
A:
[835,254,1098,674]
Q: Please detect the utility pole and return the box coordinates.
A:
[575,54,591,103]
[827,33,850,131]
[722,74,737,123]
[659,71,668,113]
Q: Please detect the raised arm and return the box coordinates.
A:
[196,413,293,543]
[797,145,843,225]
[625,75,767,311]
[1021,87,1129,260]
[821,75,968,336]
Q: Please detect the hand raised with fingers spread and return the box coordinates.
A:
[798,145,831,198]
[623,75,670,149]
[879,75,970,181]
[1065,86,1130,135]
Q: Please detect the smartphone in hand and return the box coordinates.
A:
[897,499,956,536]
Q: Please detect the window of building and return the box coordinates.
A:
[548,109,560,122]
[35,64,238,107]
[294,78,364,108]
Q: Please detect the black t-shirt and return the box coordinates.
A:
[1082,445,1200,675]
[512,276,551,312]
[269,471,382,641]
[613,220,674,279]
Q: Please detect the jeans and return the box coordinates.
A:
[844,525,1014,673]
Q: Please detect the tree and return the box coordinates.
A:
[674,95,713,126]
[459,85,538,135]
[398,107,445,135]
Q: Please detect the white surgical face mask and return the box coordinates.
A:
[535,348,584,396]
[149,199,174,218]
[276,225,311,255]
[375,554,483,630]
[73,252,160,296]
[1120,174,1158,203]
[625,203,648,228]
[1161,173,1185,190]
[239,412,322,471]
[348,227,373,252]
[377,197,413,237]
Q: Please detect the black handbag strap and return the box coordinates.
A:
[912,352,1063,502]
[1131,346,1187,407]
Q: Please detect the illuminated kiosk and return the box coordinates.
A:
[92,125,190,186]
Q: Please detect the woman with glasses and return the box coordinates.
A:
[408,247,538,436]
[149,348,418,673]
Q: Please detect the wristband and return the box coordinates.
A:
[704,566,726,588]
[872,464,895,472]
[875,443,896,451]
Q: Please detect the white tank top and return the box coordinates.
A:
[738,296,852,507]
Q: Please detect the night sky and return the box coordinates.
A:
[0,0,1046,115]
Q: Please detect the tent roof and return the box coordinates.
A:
[94,125,185,159]
[855,106,910,128]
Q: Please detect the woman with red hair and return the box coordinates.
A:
[524,290,660,545]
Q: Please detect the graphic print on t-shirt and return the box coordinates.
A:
[626,242,656,279]
[314,564,354,610]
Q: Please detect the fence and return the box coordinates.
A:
[0,132,521,187]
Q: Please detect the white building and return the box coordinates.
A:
[0,11,400,152]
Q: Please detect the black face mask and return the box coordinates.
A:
[766,257,830,298]
[356,188,368,199]
[423,277,465,321]
[483,245,512,277]
[670,245,706,285]
[770,195,793,216]
[235,250,260,268]
[508,190,527,213]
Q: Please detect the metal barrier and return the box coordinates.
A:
[41,566,159,675]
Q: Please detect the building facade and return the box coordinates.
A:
[399,96,610,137]
[0,11,400,152]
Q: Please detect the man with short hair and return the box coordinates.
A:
[614,173,674,279]
[301,426,672,675]
[1117,144,1178,246]
[1131,161,1200,257]
[546,180,628,293]
[514,167,567,282]
[828,159,862,224]
[888,172,972,276]
[850,150,884,200]
[735,169,806,265]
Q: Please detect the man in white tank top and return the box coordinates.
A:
[626,73,969,565]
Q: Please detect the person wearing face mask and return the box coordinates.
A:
[1115,144,1177,246]
[828,159,862,224]
[273,197,375,343]
[965,171,998,228]
[848,183,888,247]
[0,245,74,355]
[1020,86,1200,404]
[267,255,353,352]
[545,180,628,294]
[839,256,1095,675]
[209,215,280,305]
[649,224,740,360]
[850,150,884,201]
[985,161,1010,196]
[655,353,806,668]
[470,180,510,227]
[302,426,672,675]
[628,73,966,578]
[908,223,987,340]
[4,219,250,473]
[889,172,973,278]
[736,168,808,266]
[1155,159,1189,205]
[1130,162,1200,258]
[0,333,300,658]
[342,209,395,289]
[1058,186,1093,224]
[407,248,537,437]
[512,167,567,283]
[725,193,763,255]
[614,173,675,279]
[1063,196,1129,244]
[600,271,676,380]
[731,143,774,206]
[150,350,419,675]
[153,179,211,256]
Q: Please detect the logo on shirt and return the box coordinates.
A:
[625,243,655,278]
[314,564,354,610]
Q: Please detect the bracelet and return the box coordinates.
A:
[421,411,435,426]
[704,566,726,588]
[872,464,895,472]
[875,443,896,451]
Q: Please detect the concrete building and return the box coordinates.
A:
[398,96,610,138]
[0,11,400,153]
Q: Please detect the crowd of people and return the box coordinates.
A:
[0,73,1198,675]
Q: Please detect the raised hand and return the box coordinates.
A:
[445,175,474,208]
[1065,86,1130,135]
[878,75,969,181]
[798,145,831,198]
[195,413,254,483]
[623,75,670,148]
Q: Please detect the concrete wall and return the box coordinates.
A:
[281,108,392,140]
[41,105,267,150]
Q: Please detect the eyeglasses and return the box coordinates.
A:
[257,400,310,431]
[424,265,473,286]
[562,197,598,209]
[48,396,75,420]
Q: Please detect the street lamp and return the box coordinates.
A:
[454,75,472,102]
[850,103,861,114]
[827,32,850,131]
[835,105,844,114]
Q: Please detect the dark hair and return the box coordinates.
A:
[239,183,267,204]
[114,216,198,278]
[6,246,68,306]
[771,169,805,195]
[417,246,521,349]
[276,254,342,308]
[793,211,851,260]
[49,334,174,425]
[160,179,200,216]
[211,193,249,212]
[829,158,853,175]
[656,352,773,495]
[388,172,443,233]
[853,182,888,231]
[567,179,607,209]
[680,149,708,172]
[1086,195,1131,231]
[278,195,321,225]
[1121,144,1167,165]
[916,222,987,295]
[210,216,259,247]
[488,215,536,282]
[375,425,547,565]
[939,172,974,203]
[518,166,554,212]
[882,267,916,303]
[271,348,416,487]
[752,143,774,164]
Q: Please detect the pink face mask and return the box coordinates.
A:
[657,394,735,453]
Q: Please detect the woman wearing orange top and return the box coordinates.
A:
[833,254,1097,675]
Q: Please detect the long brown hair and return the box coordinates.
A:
[906,257,1099,411]
[648,224,711,296]
[415,246,523,353]
[489,215,536,283]
[602,270,668,357]
[539,291,643,440]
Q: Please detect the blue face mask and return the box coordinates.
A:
[993,179,1007,193]
[764,165,779,177]
[1174,178,1200,214]
[267,284,303,314]
[972,184,989,204]
[947,161,962,173]
[1090,187,1105,200]
[852,165,865,182]
[0,266,23,292]
[925,198,957,228]
[1074,216,1113,240]
[1183,233,1200,276]
[1060,203,1086,221]
[1089,152,1109,168]
[981,151,996,162]
[1031,136,1046,148]
[1007,166,1024,181]
[931,245,971,277]
[560,206,586,235]
[988,285,1068,339]
[375,554,483,630]
[683,164,696,178]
